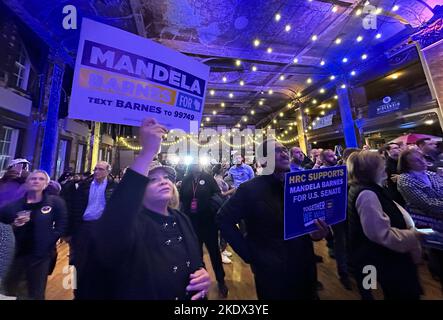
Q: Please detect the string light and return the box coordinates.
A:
[332,6,338,12]
[376,33,382,39]
[293,57,299,63]
[334,95,338,99]
[222,76,227,82]
[209,90,215,96]
[307,78,312,84]
[320,60,326,66]
[212,110,217,115]
[351,70,356,76]
[361,54,368,60]
[319,88,325,94]
[335,38,342,45]
[279,75,285,81]
[259,101,264,106]
[240,80,245,86]
[275,13,281,22]
[356,9,362,16]
[311,35,318,41]
[342,57,348,63]
[221,102,225,107]
[392,5,399,12]
[235,59,241,66]
[253,39,260,47]
[285,24,291,32]
[356,36,363,42]
[273,119,277,124]
[252,65,257,71]
[206,117,210,122]
[267,47,273,53]
[330,75,336,80]
[279,112,284,117]
[268,89,274,94]
[229,93,234,98]
[251,110,255,115]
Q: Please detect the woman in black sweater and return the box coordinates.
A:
[94,118,211,300]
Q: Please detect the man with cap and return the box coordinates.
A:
[218,139,329,299]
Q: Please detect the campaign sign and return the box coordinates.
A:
[69,18,209,131]
[284,166,347,239]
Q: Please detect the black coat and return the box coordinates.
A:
[385,156,405,206]
[217,174,317,300]
[69,177,118,236]
[0,194,67,258]
[92,169,204,299]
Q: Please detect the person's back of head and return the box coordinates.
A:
[347,150,385,185]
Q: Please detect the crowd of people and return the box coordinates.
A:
[1,119,442,300]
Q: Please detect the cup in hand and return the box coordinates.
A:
[15,210,31,226]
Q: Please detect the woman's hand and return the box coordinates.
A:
[131,118,167,176]
[309,219,330,241]
[187,268,211,300]
[139,118,167,156]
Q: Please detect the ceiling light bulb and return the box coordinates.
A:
[267,47,273,53]
[209,90,215,96]
[268,89,273,94]
[335,38,342,45]
[259,101,264,106]
[279,75,285,81]
[240,80,245,86]
[229,93,234,98]
[251,110,255,115]
[330,75,336,80]
[351,70,356,76]
[332,6,338,12]
[320,60,326,66]
[222,76,227,82]
[361,54,368,60]
[235,59,241,66]
[307,78,312,84]
[279,112,284,117]
[285,24,291,32]
[342,57,348,63]
[275,13,281,22]
[221,102,225,107]
[253,39,260,47]
[293,57,299,63]
[376,33,382,39]
[252,65,257,71]
[212,110,217,115]
[319,88,325,94]
[393,5,399,12]
[273,119,277,124]
[312,35,318,41]
[334,95,338,99]
[357,36,363,42]
[356,9,362,16]
[206,117,210,122]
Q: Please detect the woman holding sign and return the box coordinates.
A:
[347,151,423,300]
[94,118,211,300]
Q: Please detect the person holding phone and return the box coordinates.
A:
[0,170,67,299]
[93,118,211,300]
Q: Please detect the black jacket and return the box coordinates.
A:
[347,183,421,299]
[385,156,405,205]
[93,169,204,299]
[0,194,67,258]
[69,177,118,235]
[217,174,317,299]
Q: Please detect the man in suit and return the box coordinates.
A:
[69,161,118,299]
[218,139,329,299]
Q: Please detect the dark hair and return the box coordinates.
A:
[212,164,222,176]
[416,138,431,148]
[398,149,423,174]
[385,143,399,151]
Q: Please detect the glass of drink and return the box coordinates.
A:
[15,210,31,226]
